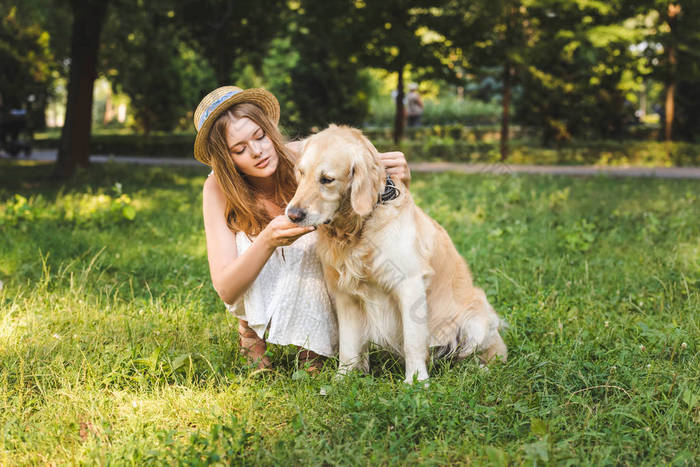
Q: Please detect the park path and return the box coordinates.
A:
[15,149,700,179]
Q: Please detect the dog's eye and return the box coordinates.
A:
[320,176,334,185]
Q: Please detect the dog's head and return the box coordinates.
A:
[286,125,385,227]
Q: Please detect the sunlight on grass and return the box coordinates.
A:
[674,240,700,275]
[0,306,35,343]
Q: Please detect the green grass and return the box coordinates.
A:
[1,160,698,465]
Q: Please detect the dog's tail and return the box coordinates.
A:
[471,298,508,363]
[483,304,508,363]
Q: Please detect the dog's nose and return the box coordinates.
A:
[287,206,307,223]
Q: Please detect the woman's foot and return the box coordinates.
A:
[238,321,270,369]
[298,349,325,374]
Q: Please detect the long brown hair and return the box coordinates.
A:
[205,103,298,236]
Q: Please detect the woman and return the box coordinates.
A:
[194,86,410,369]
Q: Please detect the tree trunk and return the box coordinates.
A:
[664,3,681,142]
[664,47,676,141]
[52,0,108,179]
[500,0,518,161]
[500,62,512,161]
[393,65,405,144]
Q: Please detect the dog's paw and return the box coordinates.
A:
[403,378,430,389]
[404,371,430,385]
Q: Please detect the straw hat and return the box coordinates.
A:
[193,86,280,164]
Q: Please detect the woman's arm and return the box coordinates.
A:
[203,176,271,305]
[203,176,314,305]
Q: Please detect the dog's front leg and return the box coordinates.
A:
[335,292,369,377]
[395,277,430,383]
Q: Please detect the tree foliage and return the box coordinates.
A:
[432,0,524,157]
[0,5,56,128]
[52,0,109,178]
[645,1,700,141]
[100,1,216,133]
[173,0,286,86]
[356,0,454,141]
[281,0,371,135]
[4,0,700,178]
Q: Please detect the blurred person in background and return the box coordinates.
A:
[406,83,424,127]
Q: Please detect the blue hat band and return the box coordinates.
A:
[198,90,242,130]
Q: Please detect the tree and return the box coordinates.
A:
[673,1,700,141]
[0,6,56,129]
[281,0,371,135]
[174,0,285,86]
[100,1,216,133]
[663,3,681,141]
[282,1,454,140]
[497,2,521,160]
[508,1,643,145]
[52,0,109,179]
[436,0,521,159]
[629,1,700,142]
[639,1,697,141]
[357,0,451,142]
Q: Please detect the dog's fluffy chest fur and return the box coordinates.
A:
[316,204,420,352]
[316,203,410,294]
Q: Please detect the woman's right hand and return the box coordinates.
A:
[260,215,316,249]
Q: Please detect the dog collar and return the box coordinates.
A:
[378,174,401,204]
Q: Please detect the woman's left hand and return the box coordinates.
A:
[379,151,411,187]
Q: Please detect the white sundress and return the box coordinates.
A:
[225,230,338,357]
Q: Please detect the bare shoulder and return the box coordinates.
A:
[203,172,219,191]
[203,174,225,202]
[202,174,230,228]
[202,174,238,241]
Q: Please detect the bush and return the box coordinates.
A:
[376,139,700,166]
[35,133,196,158]
[366,97,502,126]
[33,130,700,166]
[363,124,524,142]
[510,140,700,167]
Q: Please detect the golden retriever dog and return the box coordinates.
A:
[286,125,507,383]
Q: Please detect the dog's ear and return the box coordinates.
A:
[288,137,309,163]
[350,135,384,216]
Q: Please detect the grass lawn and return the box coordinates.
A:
[0,160,698,465]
